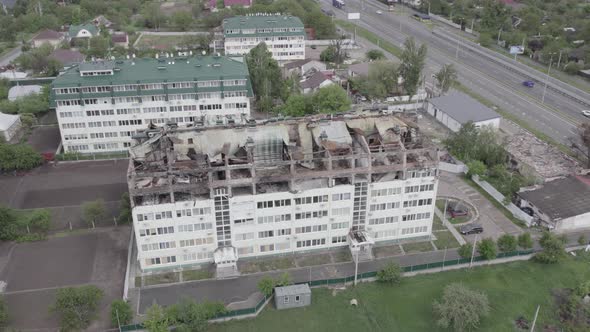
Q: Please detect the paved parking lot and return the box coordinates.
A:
[0,160,128,231]
[0,226,130,331]
[27,125,61,154]
[438,172,523,241]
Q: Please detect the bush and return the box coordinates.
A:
[458,243,473,259]
[320,45,336,62]
[0,144,43,171]
[376,262,402,284]
[564,62,582,75]
[366,49,385,61]
[433,283,490,332]
[466,160,486,178]
[143,304,168,332]
[535,232,566,264]
[518,232,533,249]
[0,296,8,326]
[258,273,292,297]
[497,234,517,252]
[51,285,104,331]
[111,299,133,327]
[478,32,494,47]
[477,238,497,260]
[578,234,587,246]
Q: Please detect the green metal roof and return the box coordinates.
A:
[51,56,251,88]
[68,24,98,37]
[223,14,305,36]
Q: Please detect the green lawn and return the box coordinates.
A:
[401,241,434,254]
[432,231,460,249]
[210,258,590,332]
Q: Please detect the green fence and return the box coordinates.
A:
[118,249,535,331]
[55,151,130,161]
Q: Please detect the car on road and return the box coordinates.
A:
[459,224,484,235]
[522,80,535,88]
[582,110,590,118]
[376,10,383,14]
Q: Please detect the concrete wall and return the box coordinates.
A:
[438,160,468,174]
[472,175,533,226]
[426,103,500,132]
[556,212,590,232]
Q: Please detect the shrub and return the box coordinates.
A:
[497,234,517,252]
[376,262,402,284]
[578,234,587,246]
[535,232,566,264]
[518,232,533,249]
[458,243,473,259]
[366,49,385,61]
[433,283,490,332]
[564,62,582,75]
[111,299,133,327]
[477,238,497,260]
[51,285,104,331]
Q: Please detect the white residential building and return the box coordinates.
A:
[50,56,253,154]
[128,114,439,273]
[223,14,306,63]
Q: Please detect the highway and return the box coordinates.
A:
[320,0,590,146]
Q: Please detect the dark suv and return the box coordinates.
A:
[459,224,483,235]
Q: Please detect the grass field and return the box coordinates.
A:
[210,258,590,332]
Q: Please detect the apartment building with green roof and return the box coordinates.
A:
[51,55,253,154]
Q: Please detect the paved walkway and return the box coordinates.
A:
[433,207,466,245]
[437,172,523,241]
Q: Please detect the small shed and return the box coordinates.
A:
[274,284,311,310]
[0,112,22,142]
[427,93,501,132]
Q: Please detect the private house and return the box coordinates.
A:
[282,59,326,78]
[68,24,99,40]
[299,71,334,94]
[347,62,370,78]
[209,0,252,11]
[111,32,129,48]
[427,93,501,132]
[31,29,64,49]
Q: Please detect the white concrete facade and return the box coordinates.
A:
[426,102,500,132]
[133,173,438,271]
[224,36,306,62]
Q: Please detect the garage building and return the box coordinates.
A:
[427,93,501,132]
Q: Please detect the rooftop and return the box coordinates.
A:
[49,49,85,65]
[0,112,20,131]
[275,284,311,297]
[348,62,370,77]
[428,93,501,124]
[33,29,63,41]
[111,33,128,43]
[52,55,251,87]
[518,175,590,221]
[284,58,313,70]
[300,71,331,89]
[223,14,305,35]
[8,85,42,101]
[68,24,98,37]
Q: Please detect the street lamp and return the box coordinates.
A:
[541,54,554,104]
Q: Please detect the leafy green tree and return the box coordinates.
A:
[366,61,399,99]
[377,262,402,284]
[434,64,458,95]
[477,32,494,47]
[51,285,104,331]
[142,3,166,30]
[578,234,587,246]
[312,85,351,114]
[110,299,132,327]
[275,272,292,287]
[304,10,336,39]
[258,276,275,297]
[564,62,582,75]
[320,45,337,63]
[172,11,193,31]
[167,298,226,332]
[497,234,517,253]
[517,232,533,249]
[0,79,10,100]
[143,304,168,332]
[117,192,132,224]
[87,36,110,58]
[535,231,566,264]
[433,283,490,332]
[26,209,51,234]
[82,199,106,227]
[477,238,497,260]
[246,43,283,113]
[0,144,43,171]
[280,94,312,116]
[458,243,473,259]
[0,206,17,241]
[366,49,385,61]
[399,37,427,99]
[466,160,486,178]
[0,296,7,327]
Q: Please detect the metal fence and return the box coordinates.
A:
[55,151,130,161]
[118,249,534,331]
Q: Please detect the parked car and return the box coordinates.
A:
[520,207,534,216]
[582,110,590,118]
[459,224,484,235]
[376,10,383,14]
[447,208,468,218]
[310,45,317,50]
[522,80,535,88]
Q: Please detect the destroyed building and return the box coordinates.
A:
[127,114,440,274]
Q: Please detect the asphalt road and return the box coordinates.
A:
[0,45,22,67]
[322,0,590,145]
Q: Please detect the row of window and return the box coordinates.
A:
[179,237,214,247]
[140,241,176,252]
[56,80,248,95]
[402,198,433,208]
[369,202,400,211]
[368,216,399,225]
[295,210,328,220]
[401,212,431,222]
[371,187,402,197]
[405,184,435,193]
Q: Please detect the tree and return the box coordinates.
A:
[275,272,292,287]
[51,285,104,331]
[466,160,486,178]
[258,276,276,297]
[477,238,497,260]
[365,61,399,99]
[143,304,168,332]
[0,144,43,171]
[535,231,566,263]
[458,243,473,259]
[82,199,105,227]
[0,296,8,327]
[245,43,283,113]
[26,209,51,234]
[117,192,132,224]
[564,62,582,75]
[167,299,226,332]
[518,232,533,249]
[434,64,458,95]
[399,37,427,99]
[280,94,312,117]
[110,299,132,327]
[477,32,494,47]
[87,36,110,58]
[172,11,193,31]
[497,234,517,253]
[366,49,385,61]
[0,206,17,241]
[142,3,166,30]
[312,85,351,114]
[320,45,337,63]
[433,283,490,332]
[376,262,402,284]
[573,122,590,169]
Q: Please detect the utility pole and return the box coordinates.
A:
[470,18,475,32]
[497,28,502,44]
[455,38,460,59]
[442,246,448,271]
[530,305,540,332]
[469,235,478,268]
[541,55,553,104]
[556,50,563,69]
